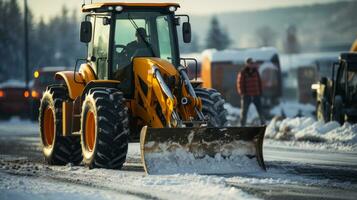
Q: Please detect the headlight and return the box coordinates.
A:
[0,90,4,98]
[31,90,39,98]
[115,6,123,12]
[169,6,177,12]
[34,70,39,78]
[24,91,30,98]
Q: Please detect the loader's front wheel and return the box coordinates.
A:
[195,88,228,127]
[39,86,82,165]
[81,88,129,169]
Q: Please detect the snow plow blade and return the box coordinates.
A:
[140,126,266,175]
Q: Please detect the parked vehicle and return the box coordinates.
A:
[30,66,68,120]
[200,47,282,107]
[297,56,338,104]
[0,80,30,120]
[312,52,357,123]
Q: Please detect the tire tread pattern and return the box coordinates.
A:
[194,88,228,127]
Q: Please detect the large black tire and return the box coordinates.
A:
[0,112,11,121]
[39,85,82,165]
[30,99,40,122]
[81,88,129,169]
[194,88,228,127]
[332,96,344,124]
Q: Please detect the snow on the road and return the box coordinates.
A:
[0,117,38,136]
[0,172,139,200]
[0,159,260,200]
[266,117,357,151]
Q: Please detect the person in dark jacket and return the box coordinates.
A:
[236,58,264,126]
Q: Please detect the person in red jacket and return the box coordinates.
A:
[237,58,264,126]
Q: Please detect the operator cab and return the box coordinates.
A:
[335,53,357,104]
[80,3,191,95]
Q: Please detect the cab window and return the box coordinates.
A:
[92,16,110,79]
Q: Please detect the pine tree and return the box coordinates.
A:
[205,16,231,50]
[179,32,200,53]
[0,0,24,79]
[284,25,300,54]
[255,25,276,47]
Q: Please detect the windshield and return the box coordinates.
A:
[112,11,178,83]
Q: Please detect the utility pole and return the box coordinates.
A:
[24,0,29,90]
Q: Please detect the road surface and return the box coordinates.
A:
[0,120,356,200]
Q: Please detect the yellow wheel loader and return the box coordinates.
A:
[39,2,266,174]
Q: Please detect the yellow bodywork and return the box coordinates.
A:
[55,71,85,99]
[39,2,267,175]
[200,55,212,88]
[55,64,96,100]
[351,39,357,52]
[131,57,201,128]
[57,57,202,129]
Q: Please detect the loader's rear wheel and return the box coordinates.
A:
[39,86,82,165]
[195,88,228,127]
[81,88,129,169]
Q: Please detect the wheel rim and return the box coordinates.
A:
[43,107,55,147]
[85,110,95,152]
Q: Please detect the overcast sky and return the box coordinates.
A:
[26,0,340,21]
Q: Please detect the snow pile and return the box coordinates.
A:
[224,101,315,126]
[224,103,260,126]
[270,101,315,118]
[144,141,262,175]
[266,117,357,151]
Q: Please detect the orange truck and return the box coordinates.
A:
[200,47,282,107]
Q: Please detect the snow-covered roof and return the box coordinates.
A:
[180,53,202,62]
[0,79,26,88]
[279,52,339,71]
[202,47,278,63]
[39,66,69,72]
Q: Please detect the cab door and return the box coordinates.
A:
[90,16,110,80]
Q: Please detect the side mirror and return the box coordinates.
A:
[80,21,92,43]
[182,22,191,43]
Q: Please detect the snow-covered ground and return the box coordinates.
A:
[224,101,315,126]
[225,101,357,152]
[1,112,357,199]
[266,117,357,152]
[0,155,259,200]
[0,117,38,136]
